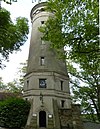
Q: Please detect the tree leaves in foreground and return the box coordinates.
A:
[0,97,30,128]
[40,0,99,59]
[0,8,29,68]
[39,0,100,122]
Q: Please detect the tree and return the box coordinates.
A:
[0,77,7,90]
[67,60,99,122]
[17,62,27,86]
[0,97,30,128]
[40,0,99,58]
[0,61,27,93]
[39,0,99,122]
[0,7,29,68]
[0,0,17,5]
[0,78,22,93]
[6,81,23,93]
[7,61,27,93]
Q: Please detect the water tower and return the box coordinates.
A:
[23,2,84,129]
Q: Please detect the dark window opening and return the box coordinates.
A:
[40,57,45,65]
[41,21,44,24]
[25,98,28,101]
[27,80,29,87]
[39,79,47,88]
[61,81,63,90]
[61,100,65,108]
[40,8,45,11]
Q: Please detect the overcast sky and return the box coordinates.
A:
[0,0,36,83]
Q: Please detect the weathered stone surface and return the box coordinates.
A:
[59,104,84,129]
[83,121,100,129]
[23,2,84,129]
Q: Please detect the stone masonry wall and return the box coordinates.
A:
[59,104,84,129]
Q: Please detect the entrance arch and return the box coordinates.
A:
[39,111,46,127]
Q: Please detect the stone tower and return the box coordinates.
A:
[24,2,84,129]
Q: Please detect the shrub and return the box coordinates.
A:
[0,97,31,129]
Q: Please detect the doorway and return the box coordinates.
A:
[39,111,46,127]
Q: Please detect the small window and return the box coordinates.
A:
[41,39,45,45]
[41,38,45,45]
[61,81,63,90]
[41,21,45,25]
[40,8,45,11]
[27,80,29,87]
[61,100,65,108]
[40,57,45,65]
[25,98,28,101]
[39,79,47,88]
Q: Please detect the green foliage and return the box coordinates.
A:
[40,0,99,59]
[0,61,27,93]
[0,78,22,93]
[17,61,27,86]
[0,97,31,128]
[0,8,29,68]
[1,0,17,5]
[6,61,27,93]
[39,0,99,122]
[6,81,23,93]
[67,61,100,122]
[0,77,7,90]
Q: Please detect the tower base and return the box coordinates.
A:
[24,104,84,129]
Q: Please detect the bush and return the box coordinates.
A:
[0,97,31,129]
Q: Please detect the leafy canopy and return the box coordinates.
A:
[67,60,100,122]
[0,8,29,68]
[40,0,99,61]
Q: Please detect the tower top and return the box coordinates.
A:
[30,2,47,20]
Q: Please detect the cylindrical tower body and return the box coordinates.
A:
[23,2,71,129]
[27,3,68,76]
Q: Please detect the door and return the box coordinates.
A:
[39,111,46,127]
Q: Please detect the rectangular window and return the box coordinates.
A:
[39,79,47,88]
[61,81,63,90]
[41,21,45,25]
[40,57,45,65]
[27,80,29,88]
[25,98,28,101]
[41,40,45,45]
[61,100,65,108]
[41,38,45,45]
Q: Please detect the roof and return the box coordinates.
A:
[0,91,22,101]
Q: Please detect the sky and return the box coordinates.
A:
[0,0,38,83]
